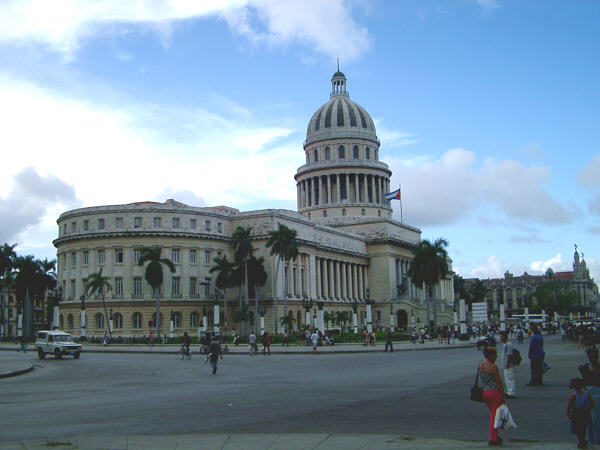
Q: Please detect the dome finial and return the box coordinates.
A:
[331,62,347,97]
[337,57,340,72]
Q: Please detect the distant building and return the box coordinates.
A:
[52,70,455,338]
[465,246,598,317]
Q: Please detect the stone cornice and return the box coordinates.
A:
[53,230,231,248]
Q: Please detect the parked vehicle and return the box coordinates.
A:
[35,330,82,359]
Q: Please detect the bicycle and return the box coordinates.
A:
[180,344,192,360]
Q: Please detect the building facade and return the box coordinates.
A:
[465,246,598,318]
[52,70,455,338]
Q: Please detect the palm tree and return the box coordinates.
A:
[15,255,45,338]
[266,223,299,334]
[335,310,350,332]
[138,247,175,340]
[248,256,267,334]
[86,269,113,338]
[210,255,236,331]
[232,226,254,308]
[323,311,335,331]
[233,303,251,336]
[39,258,57,328]
[408,238,449,334]
[279,311,296,332]
[0,244,17,338]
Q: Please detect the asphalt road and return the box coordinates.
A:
[0,335,583,444]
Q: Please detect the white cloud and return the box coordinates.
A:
[476,0,500,15]
[385,148,574,227]
[0,0,371,60]
[469,255,505,279]
[578,154,600,187]
[530,253,569,273]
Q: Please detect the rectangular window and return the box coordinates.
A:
[204,278,210,297]
[98,249,105,265]
[70,279,76,299]
[217,251,223,259]
[70,252,77,267]
[114,277,123,297]
[82,279,88,298]
[115,217,123,228]
[190,277,197,296]
[71,221,76,232]
[172,277,180,296]
[62,224,67,236]
[115,248,123,264]
[83,250,89,266]
[217,222,222,233]
[189,249,196,264]
[172,249,180,264]
[190,219,197,229]
[83,220,89,231]
[154,217,161,228]
[133,277,143,296]
[134,217,142,228]
[98,218,105,230]
[205,220,211,231]
[134,249,141,263]
[172,217,180,229]
[205,250,211,264]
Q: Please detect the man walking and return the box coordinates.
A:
[500,331,516,398]
[248,331,256,356]
[208,338,223,374]
[311,329,319,353]
[527,326,545,386]
[385,328,393,352]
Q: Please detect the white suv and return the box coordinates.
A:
[35,330,82,359]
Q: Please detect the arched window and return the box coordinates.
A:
[366,147,371,159]
[361,208,366,216]
[378,210,381,217]
[190,311,199,328]
[132,312,142,329]
[353,145,359,159]
[67,314,74,330]
[342,209,346,216]
[313,149,318,162]
[323,210,327,217]
[173,312,182,328]
[325,147,330,160]
[113,313,123,329]
[338,146,345,159]
[95,313,104,329]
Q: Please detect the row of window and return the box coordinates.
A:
[63,276,214,300]
[62,311,211,330]
[61,216,223,236]
[61,247,223,269]
[308,144,378,163]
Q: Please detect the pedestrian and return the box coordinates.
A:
[561,326,566,341]
[567,377,595,449]
[369,331,376,346]
[478,346,506,446]
[311,329,319,353]
[500,331,516,399]
[527,326,545,386]
[384,328,393,352]
[262,331,271,355]
[18,336,27,353]
[208,338,223,374]
[305,329,311,346]
[103,331,109,346]
[410,328,417,344]
[579,346,600,444]
[149,330,155,348]
[362,329,368,346]
[419,328,425,345]
[446,328,451,345]
[248,331,256,356]
[182,331,190,355]
[282,331,289,347]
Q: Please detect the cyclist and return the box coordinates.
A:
[182,332,190,356]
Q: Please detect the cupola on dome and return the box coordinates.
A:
[306,70,378,145]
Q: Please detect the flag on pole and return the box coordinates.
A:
[385,188,401,201]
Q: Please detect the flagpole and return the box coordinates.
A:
[399,184,403,223]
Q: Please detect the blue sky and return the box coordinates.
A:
[1,0,599,282]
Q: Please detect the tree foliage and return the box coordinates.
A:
[532,280,579,315]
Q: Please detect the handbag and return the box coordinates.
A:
[471,367,484,402]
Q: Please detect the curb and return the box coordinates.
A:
[0,365,34,379]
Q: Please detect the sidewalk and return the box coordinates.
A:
[1,432,574,449]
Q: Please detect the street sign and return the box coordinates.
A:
[471,302,488,323]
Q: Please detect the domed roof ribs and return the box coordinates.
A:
[336,100,344,127]
[315,108,323,132]
[325,101,334,128]
[357,106,368,128]
[343,99,357,127]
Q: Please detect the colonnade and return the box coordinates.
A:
[297,172,390,208]
[396,258,454,306]
[314,256,368,301]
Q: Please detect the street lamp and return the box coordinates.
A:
[258,306,267,335]
[365,288,373,333]
[302,297,313,330]
[351,298,359,334]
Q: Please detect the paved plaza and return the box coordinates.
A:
[0,335,586,448]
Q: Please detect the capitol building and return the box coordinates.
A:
[53,70,455,337]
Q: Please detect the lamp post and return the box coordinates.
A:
[365,288,373,333]
[109,308,113,335]
[80,293,86,340]
[201,305,207,336]
[302,297,313,329]
[351,299,359,334]
[169,310,174,338]
[199,280,225,336]
[389,302,395,332]
[258,306,267,335]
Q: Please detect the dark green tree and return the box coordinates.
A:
[279,311,296,331]
[408,238,450,333]
[248,256,267,334]
[532,280,579,315]
[0,243,18,338]
[86,269,113,338]
[138,247,175,339]
[232,226,254,309]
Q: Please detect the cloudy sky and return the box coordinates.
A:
[1,0,599,282]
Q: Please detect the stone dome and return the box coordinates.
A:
[305,71,378,145]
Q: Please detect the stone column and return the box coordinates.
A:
[80,308,86,338]
[352,264,358,300]
[328,259,335,301]
[366,304,373,333]
[345,173,350,202]
[355,173,360,203]
[453,311,458,332]
[297,183,301,209]
[390,307,395,332]
[169,317,174,338]
[459,299,467,338]
[214,303,220,335]
[323,259,329,300]
[362,174,368,204]
[346,263,352,299]
[315,257,321,299]
[318,309,325,332]
[370,175,376,203]
[317,176,322,206]
[310,177,315,207]
[500,303,506,331]
[353,311,358,334]
[327,175,331,204]
[341,262,347,299]
[52,305,60,330]
[335,261,341,299]
[336,174,341,203]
